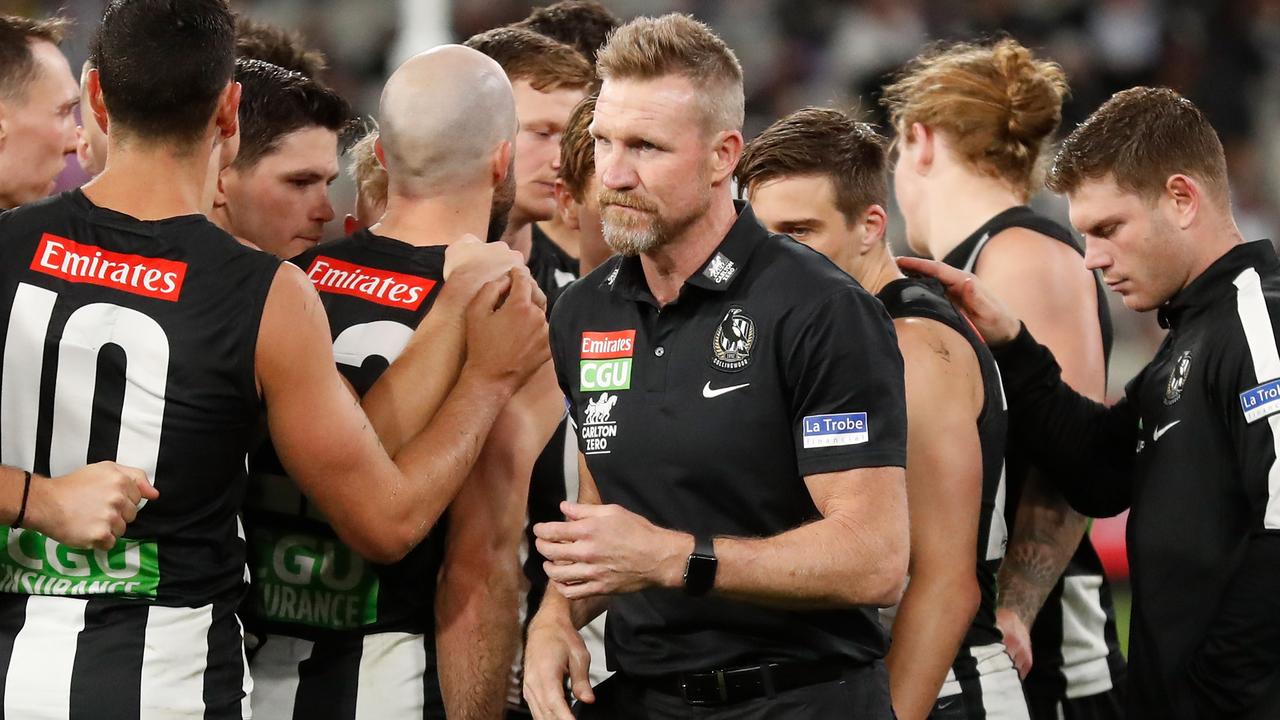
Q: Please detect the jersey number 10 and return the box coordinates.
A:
[0,283,168,502]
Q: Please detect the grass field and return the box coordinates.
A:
[1112,580,1132,657]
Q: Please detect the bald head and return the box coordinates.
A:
[379,44,516,197]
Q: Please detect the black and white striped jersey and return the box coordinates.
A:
[243,229,449,719]
[943,206,1126,704]
[875,278,1013,691]
[244,230,448,639]
[0,189,280,717]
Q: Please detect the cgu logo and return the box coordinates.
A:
[580,358,632,391]
[6,529,143,578]
[271,534,366,591]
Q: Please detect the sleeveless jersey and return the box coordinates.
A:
[942,206,1126,702]
[0,189,279,717]
[244,229,448,641]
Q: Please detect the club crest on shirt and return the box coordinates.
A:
[711,307,755,372]
[1164,350,1192,406]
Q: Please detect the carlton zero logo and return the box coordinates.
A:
[580,329,635,392]
[31,233,187,301]
[306,256,435,311]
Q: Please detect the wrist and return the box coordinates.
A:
[659,531,696,590]
[18,473,48,534]
[456,365,520,402]
[989,320,1025,349]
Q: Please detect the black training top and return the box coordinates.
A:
[243,229,449,640]
[548,201,908,677]
[943,205,1125,699]
[528,224,578,313]
[876,277,1009,664]
[994,240,1280,717]
[0,190,279,606]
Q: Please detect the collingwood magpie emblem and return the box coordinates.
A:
[1164,349,1192,405]
[711,307,755,372]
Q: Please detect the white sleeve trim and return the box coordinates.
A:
[1232,267,1280,530]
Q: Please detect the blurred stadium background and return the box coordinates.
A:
[5,0,1280,654]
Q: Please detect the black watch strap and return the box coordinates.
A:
[683,534,717,596]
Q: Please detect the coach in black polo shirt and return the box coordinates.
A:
[522,15,908,720]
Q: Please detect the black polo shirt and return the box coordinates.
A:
[547,202,907,677]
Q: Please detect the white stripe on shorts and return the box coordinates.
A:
[250,634,315,719]
[139,603,213,719]
[353,632,427,719]
[4,595,86,720]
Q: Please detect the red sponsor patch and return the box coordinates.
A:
[305,256,435,311]
[580,330,636,359]
[30,233,187,302]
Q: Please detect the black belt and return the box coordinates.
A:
[641,660,846,706]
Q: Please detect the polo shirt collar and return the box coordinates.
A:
[1158,239,1279,329]
[602,200,766,301]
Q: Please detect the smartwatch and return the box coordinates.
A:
[682,534,717,596]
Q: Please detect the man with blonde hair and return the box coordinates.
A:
[343,127,388,233]
[523,14,908,719]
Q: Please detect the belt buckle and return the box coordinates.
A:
[680,669,729,706]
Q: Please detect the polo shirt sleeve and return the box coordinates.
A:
[785,286,907,476]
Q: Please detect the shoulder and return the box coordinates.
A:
[750,232,876,312]
[549,255,619,331]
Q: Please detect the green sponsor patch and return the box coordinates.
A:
[250,527,379,631]
[579,358,632,392]
[0,528,159,598]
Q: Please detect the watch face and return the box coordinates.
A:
[684,553,717,596]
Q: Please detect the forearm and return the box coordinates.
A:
[437,550,522,720]
[1187,531,1280,716]
[886,575,979,720]
[0,466,30,526]
[535,583,609,631]
[387,371,516,552]
[361,295,467,457]
[992,326,1136,516]
[714,511,907,610]
[997,469,1090,628]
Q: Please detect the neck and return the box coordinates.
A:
[373,188,493,247]
[856,244,905,296]
[537,216,580,258]
[1185,212,1248,286]
[920,172,1024,261]
[501,220,534,263]
[640,191,738,306]
[81,137,214,220]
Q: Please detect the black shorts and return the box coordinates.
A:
[572,663,893,720]
[1025,683,1125,720]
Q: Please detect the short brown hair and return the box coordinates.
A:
[736,108,889,224]
[595,13,744,133]
[882,38,1068,199]
[0,15,69,101]
[235,14,327,79]
[1048,86,1229,202]
[348,127,387,210]
[512,1,621,66]
[463,26,593,92]
[559,94,596,202]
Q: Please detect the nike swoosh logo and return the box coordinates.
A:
[702,381,750,398]
[1153,420,1181,441]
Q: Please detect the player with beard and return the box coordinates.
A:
[740,108,1023,719]
[0,15,78,210]
[246,44,563,720]
[464,27,593,309]
[0,1,548,714]
[524,15,908,719]
[882,39,1125,719]
[211,58,351,259]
